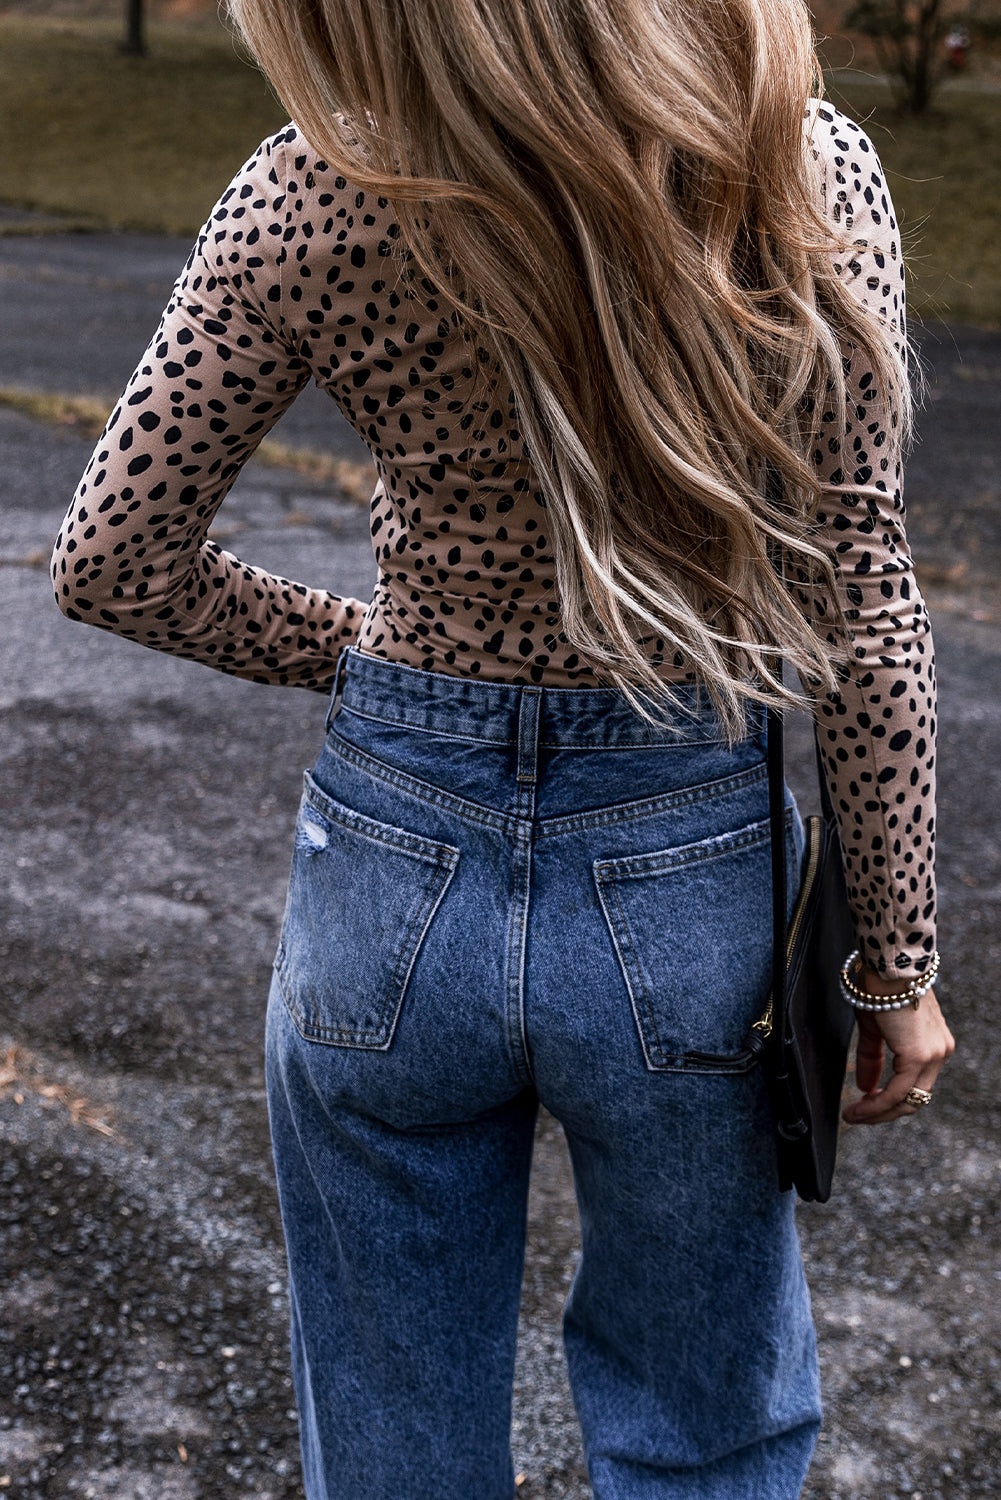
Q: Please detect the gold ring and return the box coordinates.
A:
[904,1087,933,1108]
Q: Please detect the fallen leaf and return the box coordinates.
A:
[0,1048,114,1136]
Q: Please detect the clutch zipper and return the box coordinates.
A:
[750,814,823,1042]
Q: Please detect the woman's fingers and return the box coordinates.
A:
[853,1016,885,1094]
[842,1064,941,1124]
[842,991,955,1126]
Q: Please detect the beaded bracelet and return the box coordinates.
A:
[839,950,941,1013]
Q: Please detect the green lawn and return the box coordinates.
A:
[0,17,287,236]
[0,19,997,321]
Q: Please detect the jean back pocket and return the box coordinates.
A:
[276,773,460,1048]
[594,811,795,1073]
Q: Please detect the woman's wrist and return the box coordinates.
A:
[840,951,941,1011]
[860,963,918,997]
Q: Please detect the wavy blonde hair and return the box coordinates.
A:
[227,0,911,734]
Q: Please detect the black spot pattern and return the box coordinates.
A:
[51,105,936,975]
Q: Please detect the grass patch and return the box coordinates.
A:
[0,16,287,235]
[0,19,997,320]
[0,217,103,236]
[822,77,1001,323]
[0,386,376,505]
[0,387,110,433]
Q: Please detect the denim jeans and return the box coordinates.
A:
[266,647,821,1500]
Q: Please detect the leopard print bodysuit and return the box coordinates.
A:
[51,102,936,977]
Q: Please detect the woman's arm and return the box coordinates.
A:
[806,105,954,1116]
[806,104,936,980]
[51,129,367,692]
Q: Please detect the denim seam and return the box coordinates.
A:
[505,832,534,1086]
[325,729,526,835]
[336,709,729,753]
[302,772,463,865]
[597,818,773,879]
[334,702,729,750]
[338,703,517,748]
[534,762,769,839]
[595,807,793,879]
[599,874,665,1067]
[382,860,454,1047]
[537,733,726,750]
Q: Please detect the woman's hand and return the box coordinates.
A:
[842,972,955,1126]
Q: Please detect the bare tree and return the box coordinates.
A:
[844,0,1000,111]
[124,0,146,57]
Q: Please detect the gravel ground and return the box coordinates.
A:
[1,229,999,1498]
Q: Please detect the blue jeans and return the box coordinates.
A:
[266,647,821,1500]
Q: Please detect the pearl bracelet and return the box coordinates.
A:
[839,950,941,1013]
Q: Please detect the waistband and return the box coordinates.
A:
[327,648,762,750]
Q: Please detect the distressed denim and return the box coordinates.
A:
[266,647,821,1500]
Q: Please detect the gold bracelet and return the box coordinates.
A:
[839,950,940,1012]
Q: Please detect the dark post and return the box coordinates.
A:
[124,0,146,57]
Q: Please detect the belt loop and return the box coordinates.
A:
[324,647,350,733]
[516,687,542,786]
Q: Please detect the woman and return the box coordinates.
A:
[52,1,954,1495]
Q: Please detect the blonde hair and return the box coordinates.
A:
[228,0,911,735]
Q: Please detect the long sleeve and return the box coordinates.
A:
[51,129,367,692]
[805,104,936,977]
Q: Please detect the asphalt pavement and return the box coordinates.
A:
[1,228,999,1499]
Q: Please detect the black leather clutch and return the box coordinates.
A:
[744,706,856,1203]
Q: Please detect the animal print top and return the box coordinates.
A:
[52,102,936,977]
